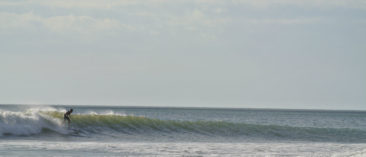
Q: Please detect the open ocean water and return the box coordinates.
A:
[1,104,366,156]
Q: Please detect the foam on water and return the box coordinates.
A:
[0,107,69,136]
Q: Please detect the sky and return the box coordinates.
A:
[0,0,365,110]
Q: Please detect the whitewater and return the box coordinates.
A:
[1,105,366,156]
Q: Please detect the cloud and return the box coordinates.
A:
[233,0,366,9]
[0,0,153,9]
[0,0,363,42]
[0,12,135,34]
[0,10,228,41]
[166,10,229,30]
[1,0,365,10]
[244,17,322,25]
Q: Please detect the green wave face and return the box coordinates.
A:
[44,111,151,127]
[39,111,366,142]
[42,111,244,134]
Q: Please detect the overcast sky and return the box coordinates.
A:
[0,0,365,110]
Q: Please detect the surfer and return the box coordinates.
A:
[64,109,73,127]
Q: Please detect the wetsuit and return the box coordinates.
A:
[64,110,72,123]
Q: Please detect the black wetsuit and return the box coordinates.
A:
[64,110,72,123]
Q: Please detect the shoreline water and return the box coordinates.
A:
[1,140,366,157]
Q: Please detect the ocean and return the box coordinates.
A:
[1,104,366,156]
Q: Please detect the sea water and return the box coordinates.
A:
[1,104,366,156]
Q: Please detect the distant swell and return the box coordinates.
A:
[2,110,366,142]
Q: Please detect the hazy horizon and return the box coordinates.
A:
[1,0,365,110]
[2,103,366,111]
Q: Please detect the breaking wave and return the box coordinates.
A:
[1,110,366,142]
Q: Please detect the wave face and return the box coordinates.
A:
[1,109,366,142]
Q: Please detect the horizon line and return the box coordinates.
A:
[0,103,365,112]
